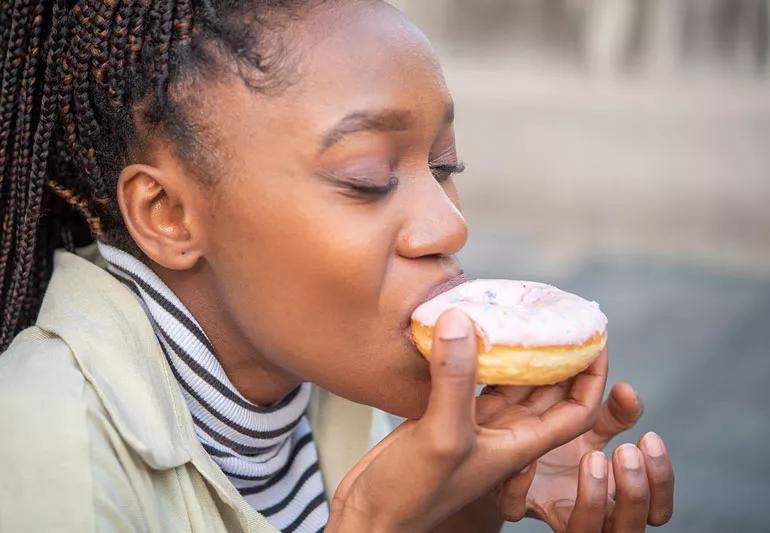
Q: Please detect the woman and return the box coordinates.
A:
[0,1,673,531]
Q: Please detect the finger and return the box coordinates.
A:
[565,452,608,533]
[422,308,479,445]
[638,432,674,526]
[534,348,609,449]
[589,383,643,445]
[522,378,572,414]
[476,388,510,422]
[482,384,535,405]
[476,385,534,422]
[498,462,537,522]
[602,466,617,530]
[609,444,650,533]
[486,349,607,475]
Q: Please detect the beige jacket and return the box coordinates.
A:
[0,247,372,532]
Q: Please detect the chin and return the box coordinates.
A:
[372,361,432,420]
[391,396,430,420]
[336,328,433,419]
[374,388,430,420]
[378,332,433,419]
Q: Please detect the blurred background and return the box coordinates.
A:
[378,1,770,532]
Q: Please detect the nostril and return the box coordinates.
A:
[396,219,466,258]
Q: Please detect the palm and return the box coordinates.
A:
[538,431,598,480]
[524,382,642,529]
[474,379,642,530]
[527,431,612,524]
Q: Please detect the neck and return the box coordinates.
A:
[149,259,300,406]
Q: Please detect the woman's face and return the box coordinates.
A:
[177,1,467,418]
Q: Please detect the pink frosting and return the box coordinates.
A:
[412,279,608,349]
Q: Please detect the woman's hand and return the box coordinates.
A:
[326,308,608,533]
[524,382,674,532]
[480,381,674,532]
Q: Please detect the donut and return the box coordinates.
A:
[410,279,608,385]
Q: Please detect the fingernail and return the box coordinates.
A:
[589,452,607,479]
[438,309,471,341]
[619,444,641,470]
[643,432,666,458]
[520,463,532,474]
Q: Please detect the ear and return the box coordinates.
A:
[116,163,205,270]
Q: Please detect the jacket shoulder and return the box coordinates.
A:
[0,327,95,531]
[0,326,86,402]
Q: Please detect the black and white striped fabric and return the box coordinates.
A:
[97,242,328,533]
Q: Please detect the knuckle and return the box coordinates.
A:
[566,398,599,434]
[623,487,650,506]
[435,355,475,381]
[583,492,606,511]
[649,473,672,492]
[584,400,602,427]
[428,431,473,462]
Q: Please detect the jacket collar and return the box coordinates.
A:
[36,246,195,468]
[35,246,279,529]
[35,245,373,501]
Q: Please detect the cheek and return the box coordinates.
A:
[204,183,432,416]
[207,185,385,360]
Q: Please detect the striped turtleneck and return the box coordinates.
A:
[97,242,328,533]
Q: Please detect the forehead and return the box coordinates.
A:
[217,2,449,135]
[294,0,449,103]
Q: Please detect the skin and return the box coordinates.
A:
[480,382,675,532]
[121,0,462,414]
[116,0,673,530]
[328,310,610,532]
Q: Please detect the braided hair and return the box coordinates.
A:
[0,0,315,350]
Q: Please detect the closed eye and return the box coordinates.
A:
[430,161,466,182]
[346,175,399,196]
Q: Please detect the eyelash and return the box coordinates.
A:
[430,161,466,182]
[350,162,466,197]
[347,175,400,196]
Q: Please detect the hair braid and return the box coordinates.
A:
[173,0,193,45]
[143,0,174,123]
[0,1,35,319]
[71,4,109,199]
[106,0,131,105]
[0,2,48,336]
[126,0,150,82]
[0,0,316,351]
[92,0,116,89]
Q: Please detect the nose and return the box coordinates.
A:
[395,178,468,259]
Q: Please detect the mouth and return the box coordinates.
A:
[402,269,469,349]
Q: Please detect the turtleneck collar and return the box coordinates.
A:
[97,242,329,532]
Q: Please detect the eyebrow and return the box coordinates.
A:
[319,101,455,153]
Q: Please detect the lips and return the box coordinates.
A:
[403,270,469,343]
[417,271,468,311]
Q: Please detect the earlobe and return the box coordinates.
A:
[117,163,204,270]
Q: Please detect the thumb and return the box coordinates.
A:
[422,308,479,438]
[498,462,538,522]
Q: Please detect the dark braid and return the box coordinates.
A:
[0,0,320,350]
[2,1,48,334]
[0,1,36,338]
